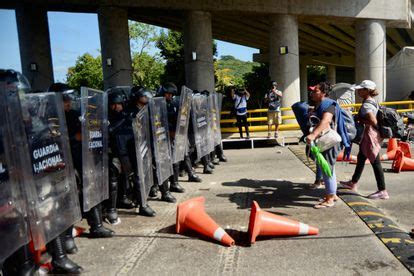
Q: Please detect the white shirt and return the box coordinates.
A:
[233,94,249,116]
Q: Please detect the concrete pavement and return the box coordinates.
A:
[71,147,410,275]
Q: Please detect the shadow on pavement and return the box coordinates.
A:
[218,178,323,210]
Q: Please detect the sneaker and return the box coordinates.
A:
[308,180,324,189]
[340,180,358,192]
[367,190,389,200]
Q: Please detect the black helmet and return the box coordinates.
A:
[130,85,150,101]
[108,92,125,105]
[48,82,79,101]
[200,90,210,96]
[0,69,31,95]
[271,81,277,87]
[161,82,177,96]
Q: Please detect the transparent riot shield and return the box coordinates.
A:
[132,106,154,206]
[149,97,173,184]
[207,94,216,153]
[191,94,210,160]
[214,93,223,146]
[20,92,82,250]
[0,82,30,263]
[80,87,109,212]
[172,86,192,164]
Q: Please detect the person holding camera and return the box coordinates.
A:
[265,81,283,138]
[231,88,250,139]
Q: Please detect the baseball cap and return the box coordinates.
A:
[354,80,376,90]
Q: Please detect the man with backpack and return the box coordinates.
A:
[231,87,250,139]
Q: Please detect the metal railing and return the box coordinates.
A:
[220,100,414,133]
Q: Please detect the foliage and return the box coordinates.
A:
[66,53,103,90]
[307,65,327,85]
[131,52,164,90]
[215,55,258,93]
[243,63,271,108]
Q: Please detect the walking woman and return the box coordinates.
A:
[306,82,343,208]
[340,80,389,200]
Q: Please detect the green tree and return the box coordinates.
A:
[131,52,164,90]
[243,63,270,108]
[66,53,103,90]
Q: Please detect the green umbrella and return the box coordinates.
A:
[310,142,332,177]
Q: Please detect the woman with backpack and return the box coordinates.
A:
[306,82,346,208]
[340,80,389,199]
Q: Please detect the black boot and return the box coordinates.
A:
[47,235,83,274]
[188,173,202,182]
[104,168,120,225]
[87,205,115,238]
[203,165,213,174]
[117,173,135,209]
[169,164,185,193]
[138,204,156,217]
[64,226,78,254]
[216,145,227,162]
[160,181,177,203]
[149,184,158,198]
[2,244,37,276]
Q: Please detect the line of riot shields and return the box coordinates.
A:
[0,70,227,274]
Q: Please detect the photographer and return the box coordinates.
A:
[231,88,250,139]
[264,81,283,138]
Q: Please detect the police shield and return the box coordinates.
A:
[80,87,109,212]
[214,93,223,146]
[20,92,82,249]
[149,97,173,184]
[132,106,154,206]
[191,94,210,160]
[172,86,192,164]
[0,82,30,263]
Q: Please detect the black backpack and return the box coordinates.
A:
[366,99,405,139]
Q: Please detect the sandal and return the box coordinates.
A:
[318,195,339,202]
[314,200,335,209]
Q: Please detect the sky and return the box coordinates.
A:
[0,9,258,82]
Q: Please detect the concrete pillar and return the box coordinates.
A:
[16,7,54,91]
[355,20,386,101]
[98,7,133,89]
[327,65,336,84]
[300,63,308,102]
[269,15,300,123]
[183,11,215,93]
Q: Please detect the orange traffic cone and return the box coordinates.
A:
[392,150,414,173]
[73,226,86,237]
[176,197,235,246]
[380,139,412,161]
[248,201,318,244]
[336,150,357,162]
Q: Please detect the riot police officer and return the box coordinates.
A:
[129,86,177,203]
[49,83,115,243]
[108,90,156,216]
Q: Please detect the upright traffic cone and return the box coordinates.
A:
[392,150,414,173]
[176,197,235,246]
[336,150,357,162]
[248,201,318,244]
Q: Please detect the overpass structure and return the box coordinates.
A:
[1,0,413,107]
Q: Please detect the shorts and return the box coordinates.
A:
[267,111,282,125]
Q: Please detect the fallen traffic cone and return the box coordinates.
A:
[176,197,235,246]
[380,139,411,161]
[248,201,318,244]
[392,150,414,173]
[336,150,357,162]
[73,226,86,237]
